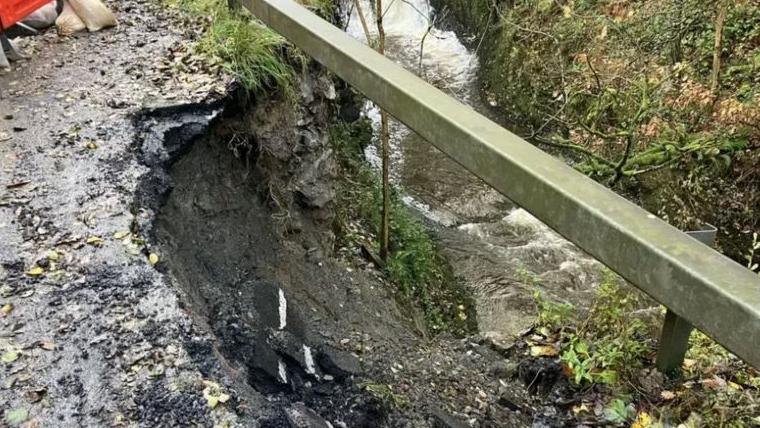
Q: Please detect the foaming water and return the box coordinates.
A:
[342,0,601,339]
[345,0,476,97]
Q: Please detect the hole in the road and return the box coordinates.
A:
[154,120,298,390]
[152,110,388,426]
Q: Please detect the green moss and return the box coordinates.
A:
[331,120,476,335]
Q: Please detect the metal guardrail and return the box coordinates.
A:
[241,0,760,370]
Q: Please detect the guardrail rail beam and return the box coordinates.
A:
[240,0,760,370]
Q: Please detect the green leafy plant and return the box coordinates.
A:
[602,398,637,425]
[533,270,650,387]
[560,336,621,385]
[560,272,649,386]
[533,289,575,331]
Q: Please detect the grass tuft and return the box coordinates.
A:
[169,0,298,94]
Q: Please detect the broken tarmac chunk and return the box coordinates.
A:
[284,403,332,428]
[318,346,361,380]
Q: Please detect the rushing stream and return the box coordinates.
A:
[344,0,602,341]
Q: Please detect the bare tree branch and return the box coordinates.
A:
[533,135,616,168]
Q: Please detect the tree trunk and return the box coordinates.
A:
[351,0,373,46]
[711,0,728,94]
[376,0,391,261]
[671,0,684,64]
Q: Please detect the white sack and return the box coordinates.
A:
[56,1,86,35]
[68,0,117,32]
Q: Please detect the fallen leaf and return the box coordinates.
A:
[530,345,558,357]
[202,380,229,409]
[682,358,697,369]
[660,390,676,400]
[148,253,159,266]
[38,341,55,351]
[2,351,19,363]
[702,376,727,390]
[631,411,653,428]
[4,408,28,426]
[572,403,590,415]
[46,250,60,261]
[26,266,44,277]
[113,231,130,240]
[86,236,104,247]
[1,303,13,316]
[206,395,219,409]
[561,362,573,378]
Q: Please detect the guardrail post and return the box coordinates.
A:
[656,225,718,375]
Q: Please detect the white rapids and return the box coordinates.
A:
[342,0,603,340]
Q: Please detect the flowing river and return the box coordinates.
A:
[344,0,602,341]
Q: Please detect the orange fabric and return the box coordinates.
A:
[0,0,53,30]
